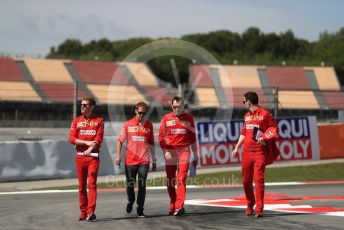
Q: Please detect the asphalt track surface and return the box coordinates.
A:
[0,184,343,230]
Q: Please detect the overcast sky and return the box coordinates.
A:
[0,0,343,56]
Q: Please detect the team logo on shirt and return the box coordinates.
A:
[140,127,150,133]
[245,115,264,122]
[128,127,139,132]
[77,121,99,127]
[166,120,176,127]
[128,126,150,133]
[181,120,190,126]
[88,121,99,127]
[77,122,86,128]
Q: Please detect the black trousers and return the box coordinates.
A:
[125,164,149,209]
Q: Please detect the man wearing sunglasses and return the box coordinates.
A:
[116,102,156,218]
[232,92,279,218]
[158,96,198,216]
[70,97,104,222]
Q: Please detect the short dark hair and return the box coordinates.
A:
[171,96,183,105]
[82,97,96,106]
[244,92,259,105]
[136,101,148,110]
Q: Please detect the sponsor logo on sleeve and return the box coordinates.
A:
[128,126,139,132]
[77,122,86,128]
[181,120,191,126]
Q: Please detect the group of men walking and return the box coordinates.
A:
[69,92,278,221]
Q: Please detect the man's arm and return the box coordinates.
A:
[69,119,96,147]
[189,116,198,166]
[115,141,123,165]
[158,117,167,150]
[116,123,127,165]
[158,117,171,160]
[232,134,245,158]
[150,145,157,171]
[94,118,105,144]
[258,113,279,144]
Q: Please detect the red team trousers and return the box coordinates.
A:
[76,156,99,215]
[241,150,266,213]
[164,146,190,212]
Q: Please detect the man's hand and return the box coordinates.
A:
[193,156,198,167]
[152,161,157,172]
[232,148,238,158]
[164,152,172,160]
[86,141,97,147]
[257,137,266,145]
[83,147,93,156]
[115,155,121,166]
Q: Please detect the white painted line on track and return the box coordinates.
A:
[0,181,343,195]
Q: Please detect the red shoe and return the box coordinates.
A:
[245,207,253,216]
[78,213,87,221]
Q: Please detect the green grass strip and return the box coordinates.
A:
[37,162,344,190]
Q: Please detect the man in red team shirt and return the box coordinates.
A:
[70,97,104,222]
[159,96,198,216]
[116,102,156,218]
[232,92,278,218]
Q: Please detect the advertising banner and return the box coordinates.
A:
[196,116,319,166]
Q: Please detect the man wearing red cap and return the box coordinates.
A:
[232,92,279,218]
[159,96,198,216]
[70,97,104,222]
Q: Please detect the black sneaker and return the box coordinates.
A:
[255,213,263,218]
[137,207,146,218]
[86,213,96,222]
[173,207,185,216]
[126,203,133,213]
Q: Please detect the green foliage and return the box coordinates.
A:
[46,27,344,85]
[147,56,190,86]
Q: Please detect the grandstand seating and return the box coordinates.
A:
[125,62,158,86]
[224,88,268,109]
[0,58,42,102]
[195,88,219,107]
[190,65,214,87]
[0,58,343,112]
[278,91,320,109]
[0,81,41,102]
[265,67,311,90]
[189,64,343,110]
[218,65,263,88]
[24,59,73,83]
[88,84,147,105]
[304,67,340,90]
[72,60,128,85]
[39,83,87,103]
[124,62,173,106]
[0,58,26,81]
[142,86,171,105]
[322,91,344,110]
